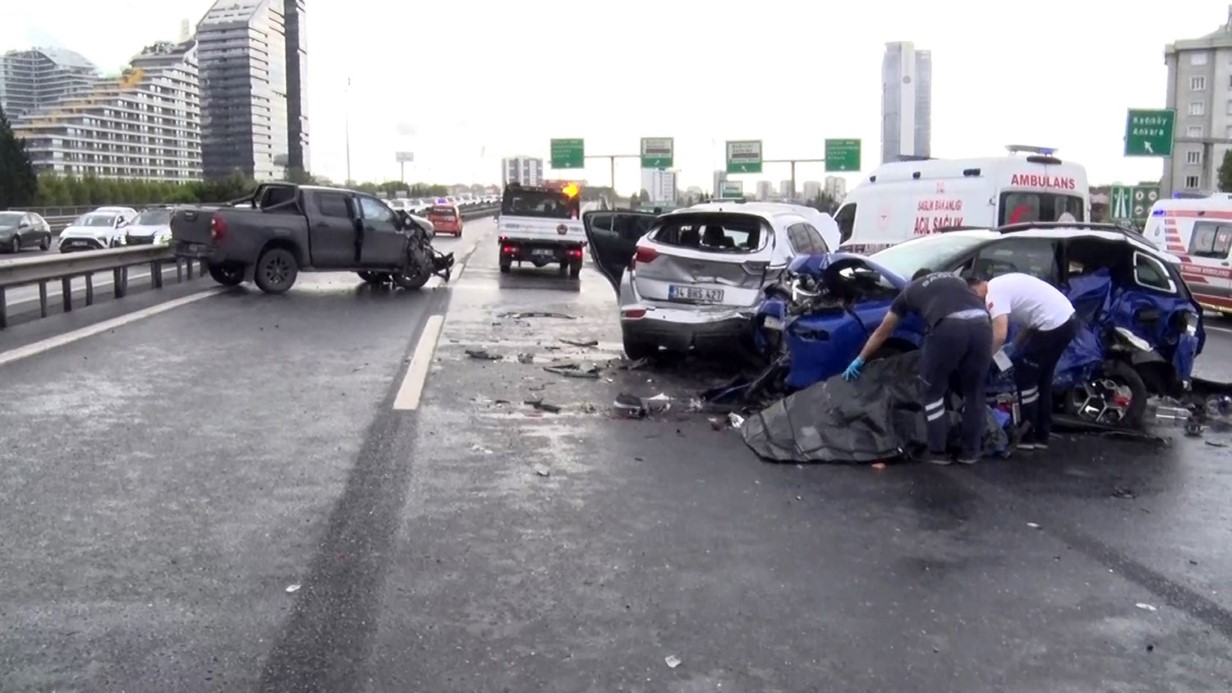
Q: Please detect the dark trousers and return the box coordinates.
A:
[919,317,994,458]
[1014,317,1079,444]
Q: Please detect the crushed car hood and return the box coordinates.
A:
[787,252,910,290]
[740,351,1009,463]
[125,224,169,236]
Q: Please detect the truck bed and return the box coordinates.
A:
[498,215,586,245]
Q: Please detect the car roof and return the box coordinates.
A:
[669,201,821,224]
[937,224,1171,258]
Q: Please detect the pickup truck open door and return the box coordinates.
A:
[355,195,410,266]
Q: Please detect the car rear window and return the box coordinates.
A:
[651,215,767,253]
[430,206,456,217]
[501,190,577,219]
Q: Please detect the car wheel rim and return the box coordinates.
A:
[265,257,289,285]
[10,238,18,253]
[1067,378,1132,424]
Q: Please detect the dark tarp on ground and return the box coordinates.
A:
[740,351,1009,463]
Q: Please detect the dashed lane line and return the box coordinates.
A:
[392,314,445,411]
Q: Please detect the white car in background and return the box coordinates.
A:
[123,207,175,246]
[58,209,138,252]
[583,202,841,359]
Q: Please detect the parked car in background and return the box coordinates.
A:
[427,204,464,237]
[58,211,134,252]
[0,211,53,253]
[583,202,839,359]
[124,207,175,246]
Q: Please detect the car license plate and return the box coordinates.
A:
[669,285,724,303]
[532,249,554,258]
[763,316,783,330]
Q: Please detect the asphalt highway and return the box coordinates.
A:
[0,218,1230,691]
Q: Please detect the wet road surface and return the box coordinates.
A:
[1,218,1231,691]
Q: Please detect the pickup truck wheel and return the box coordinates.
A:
[254,248,299,294]
[499,257,512,273]
[393,268,430,290]
[8,237,19,254]
[569,258,583,279]
[558,261,568,277]
[357,271,389,285]
[208,262,245,287]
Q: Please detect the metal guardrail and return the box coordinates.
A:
[37,204,500,234]
[0,245,205,329]
[0,205,501,329]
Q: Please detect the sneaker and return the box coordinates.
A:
[955,456,979,465]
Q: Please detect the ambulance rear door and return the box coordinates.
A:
[994,160,1089,225]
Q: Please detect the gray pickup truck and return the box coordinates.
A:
[171,182,447,294]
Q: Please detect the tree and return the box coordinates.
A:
[628,194,639,208]
[1218,149,1232,193]
[0,104,38,209]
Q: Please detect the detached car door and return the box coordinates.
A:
[582,210,657,295]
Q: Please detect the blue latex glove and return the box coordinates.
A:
[843,356,865,381]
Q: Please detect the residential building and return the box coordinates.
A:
[756,180,774,201]
[779,180,793,199]
[196,0,292,180]
[284,0,309,173]
[11,40,202,182]
[502,157,544,187]
[1161,5,1232,196]
[0,47,98,119]
[881,41,932,164]
[824,175,848,201]
[802,180,822,200]
[640,169,677,204]
[712,169,727,197]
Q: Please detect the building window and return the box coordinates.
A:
[1185,175,1201,189]
[1190,101,1206,116]
[1225,125,1232,139]
[1187,150,1203,165]
[1188,125,1203,138]
[1192,76,1207,91]
[1191,51,1209,66]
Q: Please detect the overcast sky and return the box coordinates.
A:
[4,0,1230,192]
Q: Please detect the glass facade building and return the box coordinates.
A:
[880,41,932,164]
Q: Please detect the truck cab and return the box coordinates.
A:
[496,182,587,278]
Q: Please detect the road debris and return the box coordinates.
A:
[728,413,746,429]
[471,444,494,454]
[498,311,576,320]
[533,465,551,477]
[1027,522,1041,529]
[664,655,681,669]
[871,462,887,469]
[560,338,599,348]
[1206,440,1227,448]
[525,400,562,414]
[1135,602,1157,612]
[614,394,647,418]
[285,584,301,594]
[465,349,501,361]
[517,353,535,364]
[1111,487,1138,500]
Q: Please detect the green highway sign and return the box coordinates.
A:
[1124,109,1175,157]
[1110,186,1133,219]
[824,138,862,172]
[550,138,585,168]
[641,137,674,169]
[726,140,763,174]
[719,180,743,198]
[1132,185,1160,219]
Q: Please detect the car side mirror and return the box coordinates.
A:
[18,221,30,230]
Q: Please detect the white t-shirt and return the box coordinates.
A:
[985,272,1075,331]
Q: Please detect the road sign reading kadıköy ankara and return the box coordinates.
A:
[1124,109,1175,157]
[1132,185,1160,219]
[550,138,585,168]
[641,137,674,168]
[1109,186,1133,219]
[726,140,763,174]
[824,139,862,172]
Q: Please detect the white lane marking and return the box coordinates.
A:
[0,289,219,369]
[1207,325,1232,335]
[393,314,445,411]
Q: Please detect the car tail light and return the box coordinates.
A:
[209,213,227,241]
[502,245,517,255]
[567,248,583,259]
[629,246,658,270]
[622,307,647,319]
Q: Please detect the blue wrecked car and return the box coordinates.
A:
[752,222,1208,428]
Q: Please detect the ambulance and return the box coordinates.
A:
[1142,193,1232,315]
[834,145,1091,252]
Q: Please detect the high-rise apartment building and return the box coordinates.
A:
[824,175,848,201]
[802,180,822,200]
[284,0,309,173]
[640,169,677,203]
[11,40,202,181]
[196,0,292,180]
[502,157,544,187]
[1161,5,1232,196]
[712,169,727,197]
[0,48,98,119]
[756,180,774,201]
[881,41,932,164]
